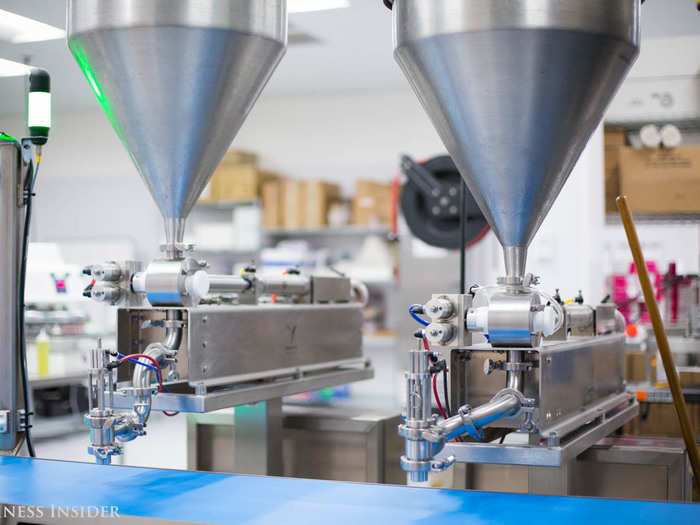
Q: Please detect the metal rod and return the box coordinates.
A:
[616,194,700,491]
[459,180,466,294]
[439,392,520,439]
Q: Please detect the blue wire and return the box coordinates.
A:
[409,304,430,327]
[117,352,163,385]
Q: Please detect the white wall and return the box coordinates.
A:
[1,83,697,302]
[607,35,700,121]
[236,89,446,194]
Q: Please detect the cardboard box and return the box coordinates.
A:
[626,350,648,383]
[281,180,307,229]
[262,180,283,230]
[604,127,626,214]
[623,402,700,438]
[679,369,700,388]
[221,149,258,165]
[305,181,341,228]
[353,179,393,226]
[198,150,274,203]
[619,145,700,214]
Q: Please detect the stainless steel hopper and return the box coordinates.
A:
[393,0,639,279]
[67,0,287,253]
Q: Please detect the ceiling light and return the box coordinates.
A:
[0,9,65,44]
[288,0,350,14]
[0,58,31,78]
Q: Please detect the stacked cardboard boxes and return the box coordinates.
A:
[352,179,393,227]
[605,126,700,215]
[199,150,277,203]
[262,179,342,230]
[619,145,700,214]
[623,402,700,439]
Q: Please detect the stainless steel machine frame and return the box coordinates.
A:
[83,267,373,464]
[116,303,365,389]
[391,0,645,494]
[187,406,405,482]
[0,142,22,454]
[399,288,638,484]
[455,436,693,501]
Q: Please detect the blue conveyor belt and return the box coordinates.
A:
[0,456,696,524]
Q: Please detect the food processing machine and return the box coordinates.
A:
[70,0,373,468]
[0,0,372,472]
[390,0,649,495]
[1,1,700,523]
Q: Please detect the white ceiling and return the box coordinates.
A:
[0,0,698,115]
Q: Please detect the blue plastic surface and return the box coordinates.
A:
[0,456,697,524]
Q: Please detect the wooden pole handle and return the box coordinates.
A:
[616,195,700,492]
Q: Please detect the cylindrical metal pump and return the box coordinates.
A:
[400,344,433,483]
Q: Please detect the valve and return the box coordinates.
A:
[424,322,455,345]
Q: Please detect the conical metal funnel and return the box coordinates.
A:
[67,1,286,247]
[393,0,639,279]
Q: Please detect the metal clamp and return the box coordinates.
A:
[430,455,456,472]
[140,319,186,330]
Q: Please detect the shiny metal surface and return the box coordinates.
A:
[487,289,541,347]
[117,304,365,388]
[574,437,692,502]
[110,362,372,413]
[67,0,287,243]
[537,334,626,431]
[143,260,189,306]
[401,345,433,482]
[188,406,405,484]
[460,437,691,501]
[449,334,627,434]
[434,393,637,467]
[440,392,521,438]
[393,0,639,277]
[0,143,20,452]
[207,274,250,294]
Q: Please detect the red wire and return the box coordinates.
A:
[433,373,448,420]
[120,354,162,390]
[120,353,179,417]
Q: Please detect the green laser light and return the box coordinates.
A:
[27,68,51,146]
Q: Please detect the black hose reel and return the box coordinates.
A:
[400,155,489,249]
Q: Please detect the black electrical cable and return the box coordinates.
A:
[18,157,39,457]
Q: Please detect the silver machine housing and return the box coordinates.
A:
[392,0,642,492]
[65,0,373,467]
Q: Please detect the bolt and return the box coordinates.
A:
[202,316,208,324]
[432,206,441,216]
